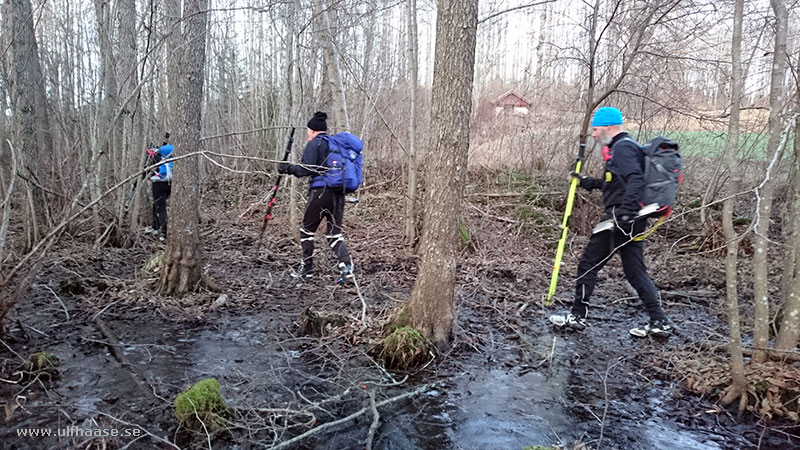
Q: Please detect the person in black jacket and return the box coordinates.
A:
[549,107,672,338]
[278,111,353,283]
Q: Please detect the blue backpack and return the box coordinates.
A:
[311,132,363,193]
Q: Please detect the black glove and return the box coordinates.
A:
[569,171,587,182]
[278,163,291,174]
[613,208,635,226]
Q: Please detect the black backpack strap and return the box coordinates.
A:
[617,136,641,149]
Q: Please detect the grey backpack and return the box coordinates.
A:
[639,136,682,215]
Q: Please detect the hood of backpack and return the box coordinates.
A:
[328,132,363,153]
[159,144,174,158]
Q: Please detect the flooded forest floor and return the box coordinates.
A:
[2,173,799,449]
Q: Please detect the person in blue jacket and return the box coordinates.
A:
[549,107,672,338]
[149,142,173,240]
[278,111,354,284]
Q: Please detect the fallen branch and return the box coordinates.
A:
[93,317,157,400]
[93,410,182,450]
[468,203,519,224]
[365,391,380,450]
[267,384,428,450]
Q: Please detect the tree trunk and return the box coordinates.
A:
[579,0,601,146]
[719,0,748,411]
[404,0,419,245]
[751,0,788,363]
[116,0,143,237]
[92,0,120,240]
[159,0,208,296]
[314,0,349,131]
[7,0,53,247]
[165,0,181,120]
[776,115,800,352]
[394,0,478,351]
[287,0,301,231]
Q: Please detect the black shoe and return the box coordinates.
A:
[337,262,354,284]
[292,263,313,280]
[630,320,672,338]
[549,313,586,331]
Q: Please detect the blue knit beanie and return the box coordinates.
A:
[591,107,623,126]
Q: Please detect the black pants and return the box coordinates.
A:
[300,188,351,267]
[571,219,667,322]
[152,181,171,234]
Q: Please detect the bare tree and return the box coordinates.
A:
[313,0,349,131]
[751,0,788,363]
[6,0,54,247]
[115,0,144,236]
[404,0,419,245]
[774,50,800,353]
[159,0,209,295]
[577,0,680,144]
[391,0,479,350]
[719,0,748,411]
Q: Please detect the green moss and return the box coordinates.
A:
[19,352,60,381]
[174,378,228,433]
[459,217,473,250]
[143,251,164,273]
[377,326,429,370]
[29,352,58,368]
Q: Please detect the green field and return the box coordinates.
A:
[635,130,781,160]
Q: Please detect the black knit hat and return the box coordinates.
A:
[307,111,328,131]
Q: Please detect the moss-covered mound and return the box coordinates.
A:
[174,378,229,433]
[18,352,60,382]
[300,308,346,337]
[375,326,429,370]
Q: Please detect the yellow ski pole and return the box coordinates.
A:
[546,143,585,306]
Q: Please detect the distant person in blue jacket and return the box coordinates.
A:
[148,142,173,241]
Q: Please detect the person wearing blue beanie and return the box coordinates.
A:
[591,106,624,127]
[549,106,672,338]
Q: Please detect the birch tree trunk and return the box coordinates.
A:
[393,0,478,350]
[751,0,788,363]
[719,0,748,411]
[159,0,208,295]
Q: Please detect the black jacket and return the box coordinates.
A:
[579,132,646,217]
[288,134,329,178]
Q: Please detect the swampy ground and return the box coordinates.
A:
[1,173,798,449]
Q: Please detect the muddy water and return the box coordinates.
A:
[373,364,726,449]
[0,310,770,449]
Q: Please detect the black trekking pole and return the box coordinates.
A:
[258,126,296,240]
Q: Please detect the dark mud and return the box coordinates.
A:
[1,181,798,449]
